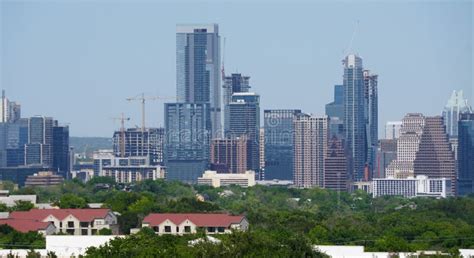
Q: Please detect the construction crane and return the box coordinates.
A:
[126,93,177,132]
[111,113,130,157]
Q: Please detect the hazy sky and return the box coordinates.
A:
[1,0,472,137]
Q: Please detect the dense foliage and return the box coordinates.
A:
[85,227,325,258]
[0,225,44,249]
[11,178,474,254]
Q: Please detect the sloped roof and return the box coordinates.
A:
[143,213,245,227]
[0,218,52,233]
[9,209,111,222]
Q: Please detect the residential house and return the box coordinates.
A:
[9,209,118,235]
[0,218,56,235]
[141,213,248,235]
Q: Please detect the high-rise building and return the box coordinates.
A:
[228,93,260,172]
[25,116,54,167]
[343,54,367,181]
[385,121,402,140]
[375,139,397,178]
[113,128,164,165]
[293,114,328,188]
[0,90,21,123]
[413,116,456,194]
[457,113,474,195]
[52,125,70,179]
[210,137,247,174]
[164,103,211,183]
[223,74,250,134]
[264,109,301,180]
[442,90,472,138]
[325,85,344,119]
[324,136,347,191]
[364,70,378,177]
[386,113,425,178]
[176,24,221,137]
[259,127,265,178]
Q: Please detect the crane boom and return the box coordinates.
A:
[126,93,176,132]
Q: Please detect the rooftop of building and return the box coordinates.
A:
[0,218,52,233]
[9,208,111,222]
[143,213,245,227]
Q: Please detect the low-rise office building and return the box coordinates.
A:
[24,171,64,187]
[141,213,248,235]
[197,170,255,188]
[372,175,451,198]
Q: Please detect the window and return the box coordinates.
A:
[184,226,191,233]
[80,222,89,227]
[217,227,225,233]
[66,229,75,235]
[81,229,88,235]
[153,226,159,232]
[207,227,215,233]
[164,226,171,233]
[59,222,62,228]
[176,226,179,232]
[67,221,74,228]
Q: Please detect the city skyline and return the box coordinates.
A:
[2,1,472,137]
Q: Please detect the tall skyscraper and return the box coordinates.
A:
[386,113,425,178]
[413,116,456,195]
[385,121,402,140]
[113,128,165,165]
[324,136,347,191]
[457,113,474,195]
[164,103,211,183]
[442,90,472,138]
[176,24,221,137]
[52,125,70,179]
[264,109,301,180]
[1,90,21,123]
[223,74,251,134]
[25,116,54,167]
[228,93,260,172]
[343,54,367,181]
[210,137,247,174]
[293,114,328,188]
[364,70,378,178]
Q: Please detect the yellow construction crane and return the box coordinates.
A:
[126,93,177,132]
[111,113,130,157]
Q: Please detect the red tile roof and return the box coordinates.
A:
[143,213,245,227]
[9,209,111,222]
[0,218,52,233]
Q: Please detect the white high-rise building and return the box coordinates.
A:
[293,114,328,188]
[385,121,402,139]
[386,114,425,178]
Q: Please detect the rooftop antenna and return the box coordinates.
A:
[345,20,360,56]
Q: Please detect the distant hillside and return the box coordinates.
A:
[70,137,113,156]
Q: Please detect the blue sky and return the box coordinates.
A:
[1,1,472,137]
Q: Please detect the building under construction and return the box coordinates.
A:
[112,128,165,165]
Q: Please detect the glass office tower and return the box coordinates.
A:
[343,54,367,181]
[264,109,301,180]
[176,24,221,137]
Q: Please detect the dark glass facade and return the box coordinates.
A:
[264,109,301,180]
[228,93,260,172]
[343,55,367,181]
[164,103,211,183]
[458,113,474,196]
